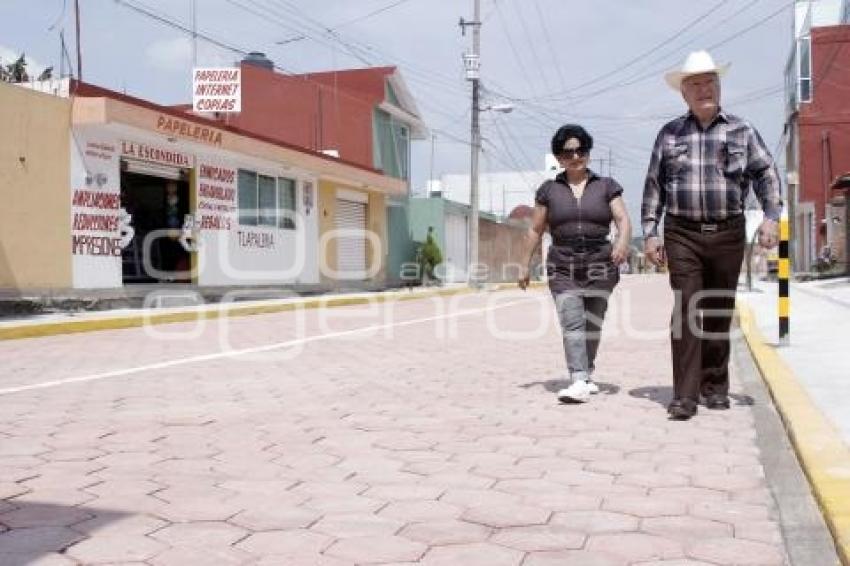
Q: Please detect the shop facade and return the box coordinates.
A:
[1,81,405,291]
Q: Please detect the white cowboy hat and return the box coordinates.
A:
[664,50,730,90]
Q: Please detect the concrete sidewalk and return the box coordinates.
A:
[738,277,850,445]
[0,276,839,565]
[0,283,479,341]
[738,277,850,565]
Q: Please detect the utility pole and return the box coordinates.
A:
[74,0,82,80]
[502,185,506,218]
[59,30,65,79]
[191,0,197,68]
[460,0,481,286]
[429,133,436,196]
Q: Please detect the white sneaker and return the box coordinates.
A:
[585,380,600,395]
[557,380,591,403]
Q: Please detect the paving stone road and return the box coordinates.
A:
[0,276,793,565]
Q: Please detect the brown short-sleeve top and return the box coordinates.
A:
[534,171,624,293]
[535,171,623,244]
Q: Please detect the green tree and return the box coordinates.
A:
[1,54,29,83]
[417,226,443,285]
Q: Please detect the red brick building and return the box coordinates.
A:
[209,55,426,184]
[785,1,850,272]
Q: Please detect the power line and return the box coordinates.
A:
[260,0,468,93]
[532,0,567,94]
[564,2,792,105]
[486,0,790,119]
[225,0,373,66]
[507,0,786,105]
[48,0,68,31]
[577,0,767,102]
[706,1,790,52]
[491,0,539,97]
[113,0,284,66]
[509,0,552,95]
[522,0,732,102]
[117,0,476,161]
[332,0,418,30]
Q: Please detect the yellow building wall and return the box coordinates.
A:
[317,180,388,286]
[0,83,72,289]
[367,192,387,282]
[318,180,337,285]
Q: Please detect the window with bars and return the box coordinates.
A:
[237,169,298,229]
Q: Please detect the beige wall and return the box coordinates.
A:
[317,180,388,286]
[72,97,407,198]
[479,218,530,283]
[0,83,72,289]
[367,192,387,282]
[318,180,337,285]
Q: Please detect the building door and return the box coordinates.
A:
[120,165,191,283]
[444,213,468,283]
[335,198,368,280]
[795,205,816,274]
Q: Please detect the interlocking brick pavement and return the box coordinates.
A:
[0,277,794,564]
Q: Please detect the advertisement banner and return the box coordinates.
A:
[193,67,241,113]
[70,130,123,288]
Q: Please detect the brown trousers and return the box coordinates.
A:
[663,216,746,403]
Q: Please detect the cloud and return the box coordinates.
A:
[145,37,192,72]
[146,36,239,73]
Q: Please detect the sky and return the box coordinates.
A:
[0,0,795,220]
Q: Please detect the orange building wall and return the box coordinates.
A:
[225,65,387,172]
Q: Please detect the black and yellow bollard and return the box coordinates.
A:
[778,212,790,346]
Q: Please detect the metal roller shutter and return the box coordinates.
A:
[444,213,468,283]
[335,198,368,278]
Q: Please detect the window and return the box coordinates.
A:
[238,170,258,226]
[373,108,410,181]
[278,177,296,229]
[237,169,298,229]
[257,175,276,227]
[799,35,812,103]
[385,82,401,107]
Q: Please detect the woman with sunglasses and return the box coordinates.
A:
[519,124,632,403]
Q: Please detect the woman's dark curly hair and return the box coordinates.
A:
[550,124,593,155]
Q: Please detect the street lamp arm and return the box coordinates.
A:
[481,103,514,113]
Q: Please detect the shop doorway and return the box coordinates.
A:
[120,169,191,283]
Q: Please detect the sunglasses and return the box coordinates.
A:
[560,148,589,159]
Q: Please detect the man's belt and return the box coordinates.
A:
[666,214,744,234]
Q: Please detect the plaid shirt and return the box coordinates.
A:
[641,110,783,237]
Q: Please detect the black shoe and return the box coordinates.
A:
[705,394,731,410]
[667,399,697,420]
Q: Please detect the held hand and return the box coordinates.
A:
[518,265,530,290]
[644,237,666,267]
[611,242,629,265]
[758,219,779,249]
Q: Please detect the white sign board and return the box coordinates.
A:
[193,67,241,113]
[69,130,123,289]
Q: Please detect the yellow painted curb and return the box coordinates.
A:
[738,304,850,565]
[0,281,546,341]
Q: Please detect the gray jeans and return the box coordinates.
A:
[554,291,610,381]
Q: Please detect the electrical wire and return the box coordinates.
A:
[331,0,418,30]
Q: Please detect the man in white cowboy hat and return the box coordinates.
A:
[641,50,782,420]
